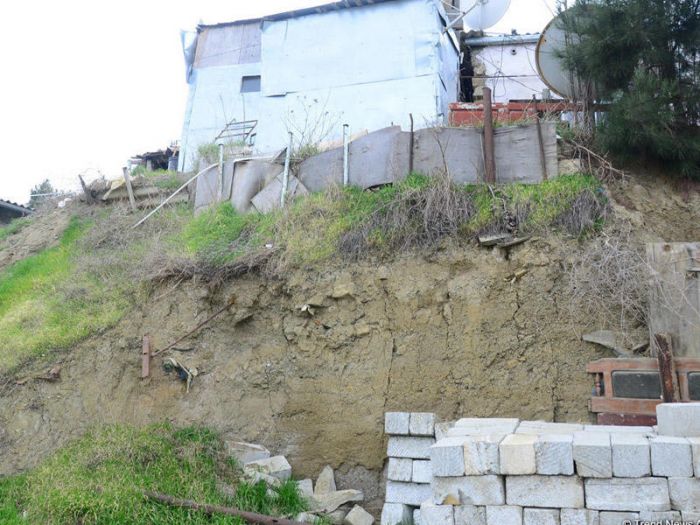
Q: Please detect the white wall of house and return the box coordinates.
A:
[178,0,460,172]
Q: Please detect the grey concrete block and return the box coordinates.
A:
[599,512,638,525]
[584,478,670,512]
[690,437,700,476]
[463,434,504,475]
[435,421,454,442]
[386,412,410,436]
[584,425,653,434]
[656,402,700,438]
[454,506,486,525]
[381,503,413,525]
[244,455,292,480]
[414,509,422,525]
[410,413,436,437]
[413,460,432,484]
[486,506,522,525]
[344,506,375,525]
[682,511,700,522]
[388,458,413,482]
[560,509,599,525]
[610,433,650,478]
[638,510,681,521]
[431,476,505,506]
[450,418,519,437]
[668,477,700,512]
[431,437,467,477]
[524,508,560,525]
[388,437,435,459]
[505,476,584,508]
[500,434,537,475]
[535,434,574,475]
[573,432,612,478]
[225,441,271,464]
[419,503,454,525]
[386,481,432,507]
[297,478,314,498]
[650,436,694,477]
[516,421,583,435]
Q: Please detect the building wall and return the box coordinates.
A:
[179,0,460,172]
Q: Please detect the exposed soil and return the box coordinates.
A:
[0,173,697,514]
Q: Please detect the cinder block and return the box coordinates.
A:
[449,418,519,437]
[381,503,413,525]
[584,478,670,512]
[413,460,432,484]
[505,475,584,508]
[386,412,410,435]
[454,506,486,525]
[689,437,700,476]
[419,503,454,525]
[656,402,700,437]
[638,510,681,521]
[573,432,612,478]
[431,437,466,477]
[388,457,413,482]
[668,477,700,512]
[517,421,584,435]
[435,421,453,441]
[524,508,560,525]
[388,436,436,459]
[486,506,522,525]
[431,476,505,506]
[386,481,432,506]
[410,413,436,436]
[599,512,638,525]
[535,434,574,475]
[611,433,650,477]
[682,511,700,522]
[650,436,693,477]
[463,434,503,475]
[560,509,599,525]
[499,434,537,475]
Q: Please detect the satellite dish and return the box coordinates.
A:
[536,11,594,100]
[463,0,511,31]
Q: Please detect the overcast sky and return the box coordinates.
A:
[0,0,557,205]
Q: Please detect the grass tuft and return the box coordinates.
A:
[0,217,32,242]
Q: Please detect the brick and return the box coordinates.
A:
[381,503,413,525]
[560,509,599,525]
[611,433,650,478]
[419,503,454,525]
[535,434,574,475]
[650,436,693,477]
[344,506,375,525]
[573,432,612,478]
[385,412,410,436]
[388,458,413,482]
[689,437,700,476]
[668,477,700,512]
[413,460,432,484]
[386,481,432,507]
[431,437,467,477]
[584,478,670,512]
[656,402,700,438]
[486,506,522,525]
[431,476,505,506]
[524,508,560,525]
[410,413,436,436]
[638,510,681,521]
[388,437,435,459]
[499,434,537,475]
[506,475,584,508]
[599,512,638,525]
[517,421,584,435]
[454,506,486,525]
[463,434,503,475]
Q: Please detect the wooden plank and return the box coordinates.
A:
[590,397,661,415]
[655,332,680,402]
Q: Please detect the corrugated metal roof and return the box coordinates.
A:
[464,33,540,47]
[198,0,405,30]
[0,199,32,214]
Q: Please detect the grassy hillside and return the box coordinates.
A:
[0,424,307,525]
[0,173,606,372]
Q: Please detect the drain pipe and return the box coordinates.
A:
[280,132,293,207]
[342,124,350,186]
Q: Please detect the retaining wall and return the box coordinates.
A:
[382,409,700,525]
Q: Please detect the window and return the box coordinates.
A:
[241,75,261,93]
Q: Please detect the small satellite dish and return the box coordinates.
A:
[463,0,511,31]
[536,10,594,100]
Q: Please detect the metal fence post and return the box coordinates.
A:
[342,124,350,186]
[280,132,293,207]
[218,143,225,201]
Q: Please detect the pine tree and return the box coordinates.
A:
[560,0,700,178]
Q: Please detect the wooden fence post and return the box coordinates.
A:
[482,87,496,183]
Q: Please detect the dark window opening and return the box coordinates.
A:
[241,75,261,93]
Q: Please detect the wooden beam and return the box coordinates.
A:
[482,86,496,184]
[655,332,680,402]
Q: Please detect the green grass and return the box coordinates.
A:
[0,423,307,525]
[130,168,184,191]
[0,217,32,242]
[0,216,130,371]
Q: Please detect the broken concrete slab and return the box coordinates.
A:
[310,489,364,513]
[251,172,309,214]
[315,465,337,495]
[582,330,632,357]
[244,455,292,481]
[344,505,375,525]
[297,478,314,499]
[225,441,270,464]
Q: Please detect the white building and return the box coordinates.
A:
[178,0,460,172]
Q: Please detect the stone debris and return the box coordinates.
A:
[310,490,364,514]
[315,465,337,495]
[343,505,375,525]
[244,455,292,481]
[297,478,314,498]
[225,441,271,464]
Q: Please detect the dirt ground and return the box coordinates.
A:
[0,173,697,513]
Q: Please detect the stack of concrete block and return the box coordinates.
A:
[382,405,700,525]
[382,412,436,525]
